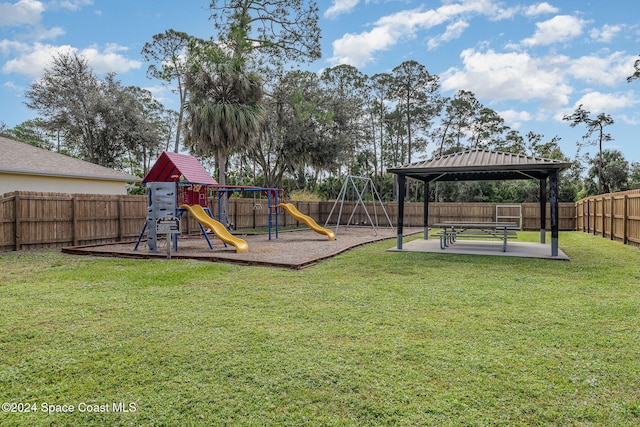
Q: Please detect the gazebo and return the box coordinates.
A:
[388,149,572,257]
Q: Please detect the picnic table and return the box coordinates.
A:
[432,221,519,252]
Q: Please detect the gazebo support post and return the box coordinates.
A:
[423,180,429,239]
[397,174,405,249]
[539,178,547,244]
[550,170,560,257]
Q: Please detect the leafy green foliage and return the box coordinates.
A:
[23,52,165,170]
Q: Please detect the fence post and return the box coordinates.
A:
[623,194,629,244]
[14,193,21,251]
[592,198,596,235]
[602,196,607,238]
[72,195,79,246]
[609,196,614,240]
[117,196,123,242]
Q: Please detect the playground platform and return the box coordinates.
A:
[62,227,420,269]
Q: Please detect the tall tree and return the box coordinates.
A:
[587,150,629,194]
[24,52,162,169]
[184,49,264,187]
[249,69,327,188]
[434,90,479,155]
[629,161,640,188]
[141,29,192,153]
[0,119,55,151]
[367,73,393,181]
[390,60,440,164]
[563,104,614,194]
[320,65,367,174]
[472,107,507,149]
[209,0,321,64]
[493,129,526,154]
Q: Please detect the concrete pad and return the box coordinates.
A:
[389,238,570,261]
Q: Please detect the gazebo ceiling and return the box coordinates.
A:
[388,149,572,182]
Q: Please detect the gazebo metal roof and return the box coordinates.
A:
[388,149,572,182]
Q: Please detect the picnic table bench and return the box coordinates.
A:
[432,221,519,252]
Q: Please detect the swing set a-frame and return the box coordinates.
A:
[324,175,394,236]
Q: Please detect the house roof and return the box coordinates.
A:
[142,151,217,185]
[388,149,572,182]
[0,136,141,182]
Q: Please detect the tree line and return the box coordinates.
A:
[2,0,639,202]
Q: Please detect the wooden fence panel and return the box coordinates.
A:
[575,200,585,231]
[627,193,640,245]
[0,190,594,252]
[120,195,148,241]
[0,193,16,251]
[74,195,119,245]
[574,189,640,248]
[611,195,625,242]
[0,192,148,251]
[16,192,74,250]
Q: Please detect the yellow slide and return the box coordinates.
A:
[278,203,335,241]
[181,204,248,253]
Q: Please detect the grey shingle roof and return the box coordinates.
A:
[388,149,572,182]
[0,136,141,182]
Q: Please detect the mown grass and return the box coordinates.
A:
[1,232,639,426]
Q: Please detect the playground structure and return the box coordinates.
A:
[325,175,394,236]
[135,151,283,254]
[214,185,282,240]
[135,151,338,255]
[277,203,335,240]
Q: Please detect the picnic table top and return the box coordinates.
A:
[432,221,519,229]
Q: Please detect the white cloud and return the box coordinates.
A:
[329,0,512,67]
[524,2,559,17]
[498,109,532,129]
[2,42,141,77]
[521,15,585,47]
[80,44,141,74]
[3,80,21,90]
[324,0,359,18]
[329,25,399,68]
[0,39,27,55]
[0,0,44,26]
[49,0,93,11]
[2,43,72,76]
[28,24,65,40]
[441,48,573,108]
[574,90,639,113]
[589,24,623,43]
[427,20,469,50]
[567,51,635,86]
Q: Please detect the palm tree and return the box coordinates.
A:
[185,59,264,187]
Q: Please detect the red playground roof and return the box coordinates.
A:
[142,151,217,185]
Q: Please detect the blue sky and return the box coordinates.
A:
[1,0,639,163]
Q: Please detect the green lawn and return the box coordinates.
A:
[1,232,639,426]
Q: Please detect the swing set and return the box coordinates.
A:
[325,175,394,236]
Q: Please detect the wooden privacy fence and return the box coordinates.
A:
[0,192,147,251]
[575,189,640,247]
[1,190,579,251]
